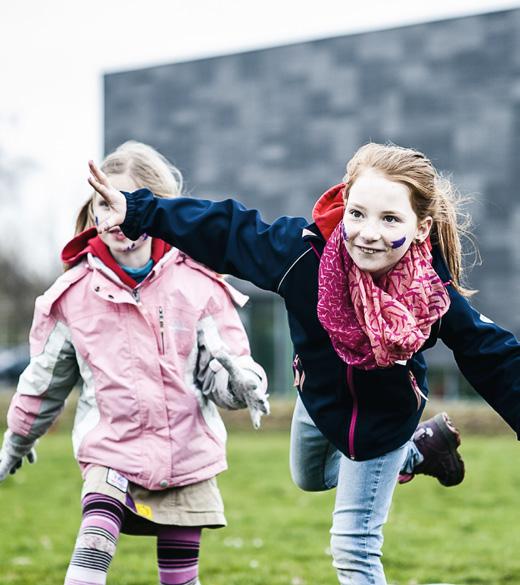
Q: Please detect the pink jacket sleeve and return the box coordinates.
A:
[6,290,79,447]
[195,279,267,410]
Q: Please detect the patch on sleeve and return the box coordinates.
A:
[106,468,129,493]
[479,314,494,324]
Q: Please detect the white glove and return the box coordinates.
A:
[0,430,37,482]
[212,349,270,429]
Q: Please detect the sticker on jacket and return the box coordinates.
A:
[106,468,129,493]
[136,503,153,519]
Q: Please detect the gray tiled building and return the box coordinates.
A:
[105,8,520,396]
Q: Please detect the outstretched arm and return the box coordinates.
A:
[432,248,520,436]
[440,290,520,435]
[88,161,308,292]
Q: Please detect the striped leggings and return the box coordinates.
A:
[64,493,201,585]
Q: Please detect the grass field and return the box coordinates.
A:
[1,428,520,585]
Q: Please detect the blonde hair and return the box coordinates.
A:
[75,141,183,234]
[343,143,477,297]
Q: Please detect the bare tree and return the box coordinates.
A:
[0,125,53,346]
[0,255,50,346]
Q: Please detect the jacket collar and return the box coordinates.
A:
[61,227,171,289]
[301,224,324,242]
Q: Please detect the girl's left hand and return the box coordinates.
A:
[0,431,37,482]
[213,350,270,429]
[88,160,127,233]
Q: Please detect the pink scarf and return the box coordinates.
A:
[317,223,450,369]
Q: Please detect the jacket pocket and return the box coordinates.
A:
[169,306,198,358]
[408,370,427,411]
[359,365,422,414]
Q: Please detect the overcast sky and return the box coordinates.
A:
[1,0,519,272]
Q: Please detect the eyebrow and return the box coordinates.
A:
[347,203,404,215]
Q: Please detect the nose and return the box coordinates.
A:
[359,221,381,242]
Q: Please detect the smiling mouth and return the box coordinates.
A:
[356,246,383,254]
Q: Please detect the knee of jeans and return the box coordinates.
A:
[290,465,329,492]
[330,532,352,568]
[330,531,382,571]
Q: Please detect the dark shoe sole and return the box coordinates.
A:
[434,412,465,487]
[434,412,461,448]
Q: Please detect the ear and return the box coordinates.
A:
[415,216,433,243]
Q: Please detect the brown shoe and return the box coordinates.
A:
[399,412,465,487]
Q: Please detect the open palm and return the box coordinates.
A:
[88,160,127,232]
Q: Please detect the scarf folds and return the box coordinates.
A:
[317,223,450,369]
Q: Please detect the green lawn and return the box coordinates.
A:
[0,430,519,585]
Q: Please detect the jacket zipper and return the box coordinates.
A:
[131,289,164,354]
[158,306,165,354]
[346,364,358,460]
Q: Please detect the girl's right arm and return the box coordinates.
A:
[432,247,520,435]
[440,289,520,435]
[0,300,80,480]
[89,161,308,293]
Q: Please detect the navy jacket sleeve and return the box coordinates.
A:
[121,189,309,293]
[440,290,520,436]
[434,248,520,436]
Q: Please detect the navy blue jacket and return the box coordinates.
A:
[121,189,520,460]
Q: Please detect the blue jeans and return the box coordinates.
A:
[290,397,421,585]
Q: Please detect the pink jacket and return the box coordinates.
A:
[7,240,266,490]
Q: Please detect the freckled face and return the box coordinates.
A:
[92,173,150,256]
[342,169,432,278]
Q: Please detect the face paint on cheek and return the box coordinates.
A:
[142,233,149,241]
[94,216,99,226]
[340,222,349,241]
[124,242,137,252]
[391,236,406,249]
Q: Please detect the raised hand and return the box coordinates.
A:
[88,160,127,233]
[213,349,270,429]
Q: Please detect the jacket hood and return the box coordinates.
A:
[61,227,171,288]
[312,183,346,241]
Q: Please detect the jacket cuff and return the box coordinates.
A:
[121,188,154,241]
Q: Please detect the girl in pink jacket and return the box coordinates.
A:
[0,141,268,585]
